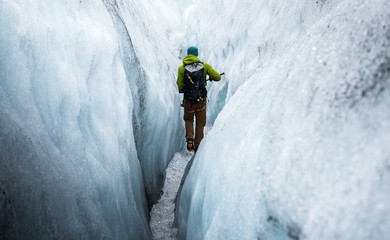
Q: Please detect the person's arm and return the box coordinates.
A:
[203,62,221,81]
[176,66,184,93]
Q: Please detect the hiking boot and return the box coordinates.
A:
[194,143,200,152]
[186,138,194,151]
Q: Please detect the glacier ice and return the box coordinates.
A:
[150,151,193,240]
[0,0,183,239]
[176,0,390,239]
[1,0,390,239]
[101,0,185,206]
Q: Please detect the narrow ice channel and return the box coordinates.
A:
[150,151,193,240]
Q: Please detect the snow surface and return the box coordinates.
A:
[150,151,193,240]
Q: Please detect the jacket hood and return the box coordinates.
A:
[183,55,200,65]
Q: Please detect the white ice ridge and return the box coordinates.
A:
[150,151,193,240]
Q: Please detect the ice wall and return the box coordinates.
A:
[177,0,390,239]
[181,0,335,124]
[0,0,182,238]
[101,0,184,207]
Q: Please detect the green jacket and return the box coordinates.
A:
[176,55,221,93]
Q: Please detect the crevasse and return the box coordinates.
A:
[1,0,390,240]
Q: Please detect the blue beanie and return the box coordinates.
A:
[187,46,198,56]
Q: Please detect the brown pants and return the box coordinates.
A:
[184,101,206,147]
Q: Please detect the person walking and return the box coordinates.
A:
[176,46,222,152]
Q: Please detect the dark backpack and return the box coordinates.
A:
[183,61,206,103]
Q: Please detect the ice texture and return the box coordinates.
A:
[1,0,389,239]
[176,0,390,239]
[150,151,193,240]
[101,0,185,206]
[0,0,182,239]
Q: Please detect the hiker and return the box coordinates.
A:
[176,46,222,152]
